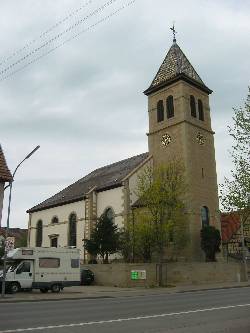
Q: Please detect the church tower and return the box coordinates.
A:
[144,33,220,260]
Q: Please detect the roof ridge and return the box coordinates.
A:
[87,152,149,176]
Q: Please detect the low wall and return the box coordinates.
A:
[85,262,244,287]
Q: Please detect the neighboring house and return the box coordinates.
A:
[221,212,250,258]
[27,35,221,261]
[0,145,12,228]
[0,228,27,248]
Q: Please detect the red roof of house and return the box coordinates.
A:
[221,212,241,243]
[0,228,27,239]
[0,145,12,182]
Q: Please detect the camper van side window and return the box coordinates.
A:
[16,262,31,274]
[39,258,60,268]
[71,259,79,268]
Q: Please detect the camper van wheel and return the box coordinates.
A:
[51,284,61,293]
[40,288,49,293]
[10,282,20,294]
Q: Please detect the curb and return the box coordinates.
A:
[0,295,114,304]
[0,284,249,304]
[176,284,250,294]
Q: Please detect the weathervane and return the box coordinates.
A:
[170,23,177,43]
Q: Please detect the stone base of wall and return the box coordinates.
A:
[85,262,245,288]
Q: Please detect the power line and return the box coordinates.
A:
[0,0,136,82]
[0,0,119,77]
[0,0,94,67]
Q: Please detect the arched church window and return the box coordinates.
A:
[104,207,115,222]
[36,220,43,247]
[166,95,174,118]
[157,100,164,122]
[198,99,204,121]
[51,216,59,224]
[68,213,77,247]
[190,95,196,118]
[201,206,210,227]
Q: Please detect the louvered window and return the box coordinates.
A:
[198,99,204,121]
[166,95,174,118]
[157,100,164,122]
[190,95,196,118]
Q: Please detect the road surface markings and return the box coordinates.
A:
[1,303,250,332]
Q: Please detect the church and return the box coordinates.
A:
[27,34,221,261]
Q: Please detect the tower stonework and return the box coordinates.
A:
[144,41,221,260]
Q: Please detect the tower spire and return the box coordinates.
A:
[170,23,177,43]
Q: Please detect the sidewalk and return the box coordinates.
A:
[0,281,250,303]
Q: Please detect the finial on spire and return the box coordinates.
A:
[170,22,177,43]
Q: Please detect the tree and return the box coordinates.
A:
[200,226,221,261]
[132,211,155,263]
[135,160,188,285]
[83,212,120,264]
[119,212,155,263]
[220,89,250,250]
[0,237,4,266]
[119,228,133,263]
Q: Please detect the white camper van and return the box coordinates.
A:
[0,247,80,293]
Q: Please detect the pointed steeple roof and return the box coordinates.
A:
[144,42,212,95]
[0,145,12,182]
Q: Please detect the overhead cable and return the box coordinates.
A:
[0,0,120,77]
[0,0,136,82]
[0,0,94,67]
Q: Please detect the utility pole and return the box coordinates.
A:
[1,146,40,298]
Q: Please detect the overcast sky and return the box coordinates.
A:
[0,0,250,229]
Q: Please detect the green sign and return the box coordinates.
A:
[131,271,139,280]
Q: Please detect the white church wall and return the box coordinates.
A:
[128,158,153,205]
[29,200,85,249]
[96,186,124,229]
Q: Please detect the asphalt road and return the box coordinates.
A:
[0,287,250,333]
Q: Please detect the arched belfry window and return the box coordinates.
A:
[68,213,77,247]
[190,95,196,118]
[157,100,164,122]
[198,99,204,121]
[36,220,43,247]
[166,95,174,118]
[201,206,210,227]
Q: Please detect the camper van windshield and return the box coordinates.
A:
[7,262,20,272]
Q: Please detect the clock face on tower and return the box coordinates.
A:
[161,133,172,147]
[196,132,205,145]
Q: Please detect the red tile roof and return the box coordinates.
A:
[0,145,12,182]
[221,212,241,243]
